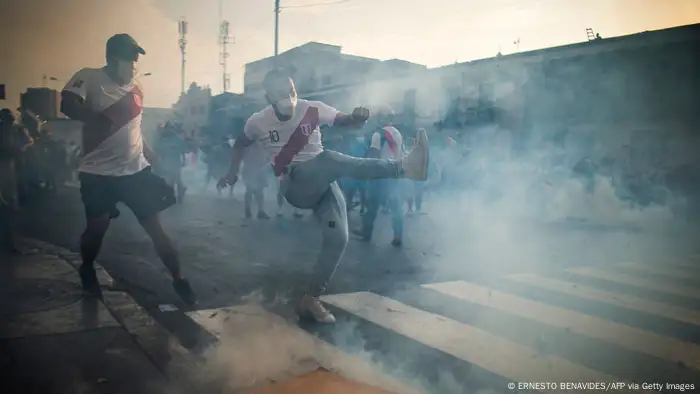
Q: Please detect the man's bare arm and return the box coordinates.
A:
[333,114,361,128]
[226,135,254,176]
[60,91,94,122]
[332,107,370,129]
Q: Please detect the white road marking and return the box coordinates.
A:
[508,273,700,326]
[321,292,646,394]
[424,280,700,371]
[568,266,700,300]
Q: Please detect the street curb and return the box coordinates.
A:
[17,237,209,392]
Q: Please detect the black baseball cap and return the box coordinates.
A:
[106,34,146,61]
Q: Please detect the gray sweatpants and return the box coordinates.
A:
[280,150,401,296]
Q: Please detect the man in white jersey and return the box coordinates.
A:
[60,34,196,305]
[354,105,406,246]
[218,69,429,324]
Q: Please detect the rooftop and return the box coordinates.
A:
[438,22,700,70]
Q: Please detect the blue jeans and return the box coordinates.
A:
[362,179,404,239]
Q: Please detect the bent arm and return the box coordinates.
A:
[227,135,254,176]
[333,113,365,128]
[312,100,365,130]
[60,91,95,122]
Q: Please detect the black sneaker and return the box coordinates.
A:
[79,264,102,298]
[173,279,197,307]
[391,238,403,247]
[257,211,270,220]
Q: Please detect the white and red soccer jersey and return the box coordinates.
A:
[370,125,404,160]
[243,99,340,176]
[62,67,149,176]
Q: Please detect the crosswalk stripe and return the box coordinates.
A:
[660,259,700,271]
[321,292,645,394]
[568,266,700,300]
[186,304,425,394]
[508,274,700,326]
[423,281,700,371]
[615,262,700,281]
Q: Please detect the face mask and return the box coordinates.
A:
[274,96,297,118]
[116,60,135,83]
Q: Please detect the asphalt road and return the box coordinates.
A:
[15,185,700,393]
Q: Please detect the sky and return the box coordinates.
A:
[1,0,699,110]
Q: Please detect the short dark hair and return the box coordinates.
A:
[262,68,292,91]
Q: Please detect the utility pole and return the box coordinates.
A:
[274,0,281,57]
[178,17,188,95]
[220,20,233,93]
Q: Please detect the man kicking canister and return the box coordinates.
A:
[218,69,429,324]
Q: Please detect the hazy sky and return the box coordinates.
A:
[1,0,698,110]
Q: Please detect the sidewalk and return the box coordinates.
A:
[0,237,202,394]
[0,238,417,394]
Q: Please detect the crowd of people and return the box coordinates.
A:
[0,108,80,252]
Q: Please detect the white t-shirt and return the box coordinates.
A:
[62,67,149,176]
[243,99,340,176]
[370,125,404,160]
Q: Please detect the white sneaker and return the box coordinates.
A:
[298,295,336,324]
[277,207,284,217]
[401,128,429,181]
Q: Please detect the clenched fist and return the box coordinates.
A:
[351,106,370,123]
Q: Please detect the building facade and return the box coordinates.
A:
[434,23,700,162]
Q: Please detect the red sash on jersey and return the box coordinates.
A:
[272,106,320,176]
[83,86,143,155]
[382,126,399,157]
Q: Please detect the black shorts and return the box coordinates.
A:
[79,167,176,220]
